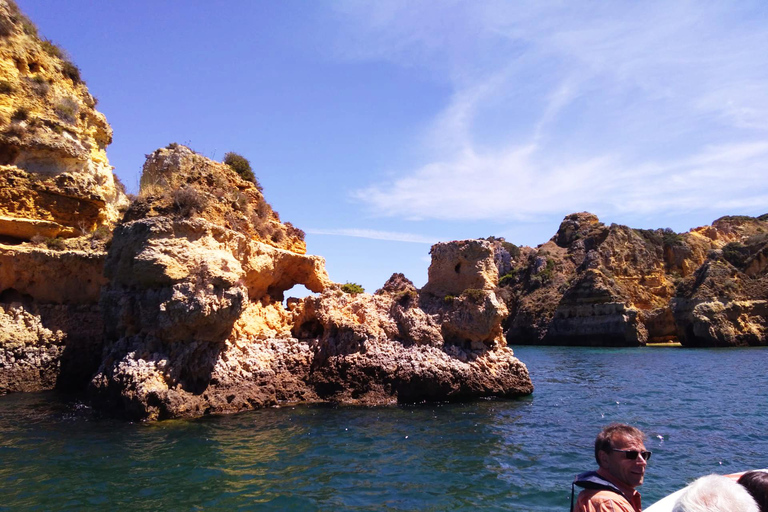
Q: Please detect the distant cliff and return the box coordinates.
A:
[495,212,768,347]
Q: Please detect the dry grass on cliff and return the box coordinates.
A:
[171,185,208,217]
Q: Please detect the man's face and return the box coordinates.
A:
[599,435,647,489]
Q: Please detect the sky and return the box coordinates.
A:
[16,1,768,295]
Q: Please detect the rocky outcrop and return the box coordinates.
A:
[89,149,532,420]
[672,298,767,347]
[421,240,499,296]
[4,1,530,418]
[0,245,106,303]
[0,298,103,393]
[0,1,128,237]
[88,145,330,418]
[133,144,305,254]
[288,268,529,407]
[670,218,768,346]
[0,243,108,393]
[500,212,768,347]
[0,1,129,394]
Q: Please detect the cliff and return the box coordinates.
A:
[0,1,127,236]
[0,0,127,392]
[0,0,534,413]
[87,149,532,419]
[498,212,768,347]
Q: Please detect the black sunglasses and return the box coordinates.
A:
[611,448,652,461]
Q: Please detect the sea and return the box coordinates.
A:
[1,345,766,511]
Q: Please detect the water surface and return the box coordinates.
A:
[1,346,766,510]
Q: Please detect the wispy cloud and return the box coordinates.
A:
[306,228,439,244]
[333,0,768,222]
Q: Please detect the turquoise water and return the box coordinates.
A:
[1,346,767,511]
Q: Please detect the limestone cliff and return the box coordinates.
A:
[0,0,127,393]
[0,0,128,237]
[88,149,532,419]
[499,212,768,347]
[2,1,529,418]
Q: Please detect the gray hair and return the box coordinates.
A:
[672,474,759,512]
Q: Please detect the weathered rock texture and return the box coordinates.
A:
[499,212,768,347]
[0,1,128,238]
[0,1,534,416]
[0,300,103,392]
[0,1,127,393]
[88,147,532,420]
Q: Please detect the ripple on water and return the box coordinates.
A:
[0,346,767,510]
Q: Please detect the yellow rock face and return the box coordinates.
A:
[421,240,499,298]
[137,145,307,254]
[0,0,128,240]
[0,244,106,303]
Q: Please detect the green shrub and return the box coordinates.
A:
[501,241,521,259]
[529,258,556,288]
[341,282,365,295]
[254,217,275,240]
[224,152,263,191]
[394,289,418,304]
[0,80,13,94]
[541,258,556,279]
[661,228,684,247]
[722,242,749,268]
[224,152,255,181]
[284,221,305,241]
[499,269,519,286]
[54,97,79,124]
[25,75,49,96]
[61,61,81,84]
[717,215,755,223]
[20,19,37,36]
[44,237,65,250]
[271,228,286,243]
[444,294,456,303]
[634,227,684,248]
[461,288,485,301]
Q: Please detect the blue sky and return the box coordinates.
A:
[17,1,768,295]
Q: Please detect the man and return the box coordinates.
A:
[572,423,650,512]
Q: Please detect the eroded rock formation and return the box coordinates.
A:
[499,212,768,347]
[0,1,127,393]
[84,147,532,420]
[0,1,128,237]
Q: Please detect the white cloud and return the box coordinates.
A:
[334,0,768,222]
[306,228,439,244]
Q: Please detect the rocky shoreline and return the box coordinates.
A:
[1,0,766,421]
[496,212,768,347]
